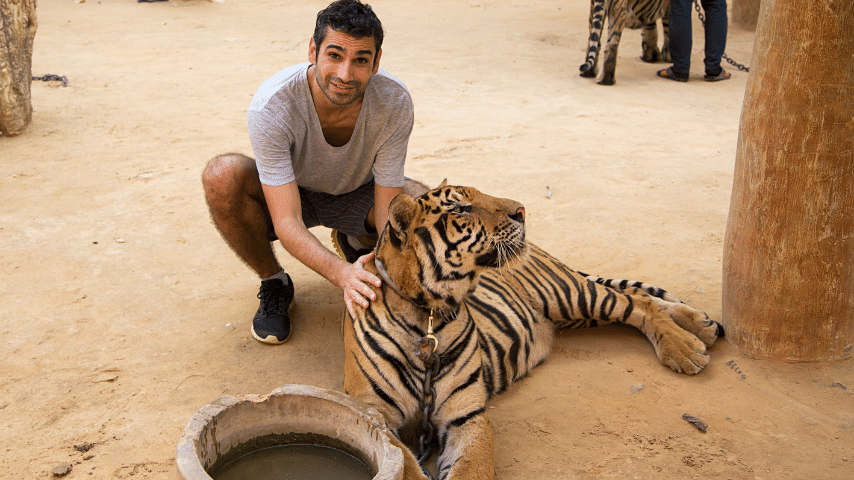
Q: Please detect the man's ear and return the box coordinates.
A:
[386,194,418,247]
[308,38,317,64]
[372,48,382,74]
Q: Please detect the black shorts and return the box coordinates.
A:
[267,180,376,241]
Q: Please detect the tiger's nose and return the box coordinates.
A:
[509,206,525,224]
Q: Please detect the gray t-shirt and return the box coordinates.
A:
[247,62,413,195]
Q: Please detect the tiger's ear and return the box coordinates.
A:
[387,194,419,247]
[437,178,448,188]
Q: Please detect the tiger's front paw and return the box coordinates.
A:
[654,329,710,375]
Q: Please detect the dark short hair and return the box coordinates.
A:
[313,0,384,54]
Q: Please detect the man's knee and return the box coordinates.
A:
[202,153,257,198]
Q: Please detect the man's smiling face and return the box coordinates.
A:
[309,27,381,107]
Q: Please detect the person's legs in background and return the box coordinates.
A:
[669,0,693,79]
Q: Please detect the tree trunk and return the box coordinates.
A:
[732,0,761,31]
[0,0,38,137]
[722,0,854,361]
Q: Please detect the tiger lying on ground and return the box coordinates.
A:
[342,182,723,480]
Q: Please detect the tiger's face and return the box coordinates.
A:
[379,183,527,309]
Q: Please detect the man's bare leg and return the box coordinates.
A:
[202,153,292,344]
[202,153,282,279]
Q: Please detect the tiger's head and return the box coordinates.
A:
[375,182,527,311]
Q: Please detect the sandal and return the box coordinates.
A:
[656,67,688,83]
[704,69,731,82]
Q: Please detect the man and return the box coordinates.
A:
[202,0,425,345]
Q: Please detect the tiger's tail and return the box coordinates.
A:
[580,0,608,76]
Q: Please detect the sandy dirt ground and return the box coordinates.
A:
[2,0,852,478]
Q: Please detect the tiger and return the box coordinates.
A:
[580,0,672,85]
[342,182,722,479]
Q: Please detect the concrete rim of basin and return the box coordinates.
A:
[175,384,404,480]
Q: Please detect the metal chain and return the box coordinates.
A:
[32,74,68,87]
[416,348,440,480]
[415,310,440,480]
[692,0,750,72]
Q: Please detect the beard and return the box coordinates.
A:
[315,69,367,107]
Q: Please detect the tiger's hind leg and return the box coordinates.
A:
[584,276,723,347]
[640,20,662,62]
[523,247,716,374]
[646,294,723,347]
[618,288,713,374]
[563,276,716,373]
[597,0,627,85]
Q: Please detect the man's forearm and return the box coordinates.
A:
[274,217,346,287]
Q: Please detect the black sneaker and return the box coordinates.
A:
[330,229,371,263]
[251,276,294,344]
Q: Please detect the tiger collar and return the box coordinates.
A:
[373,256,463,326]
[374,256,452,313]
[374,256,427,309]
[374,257,440,356]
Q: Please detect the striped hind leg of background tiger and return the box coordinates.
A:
[342,181,723,479]
[580,0,671,85]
